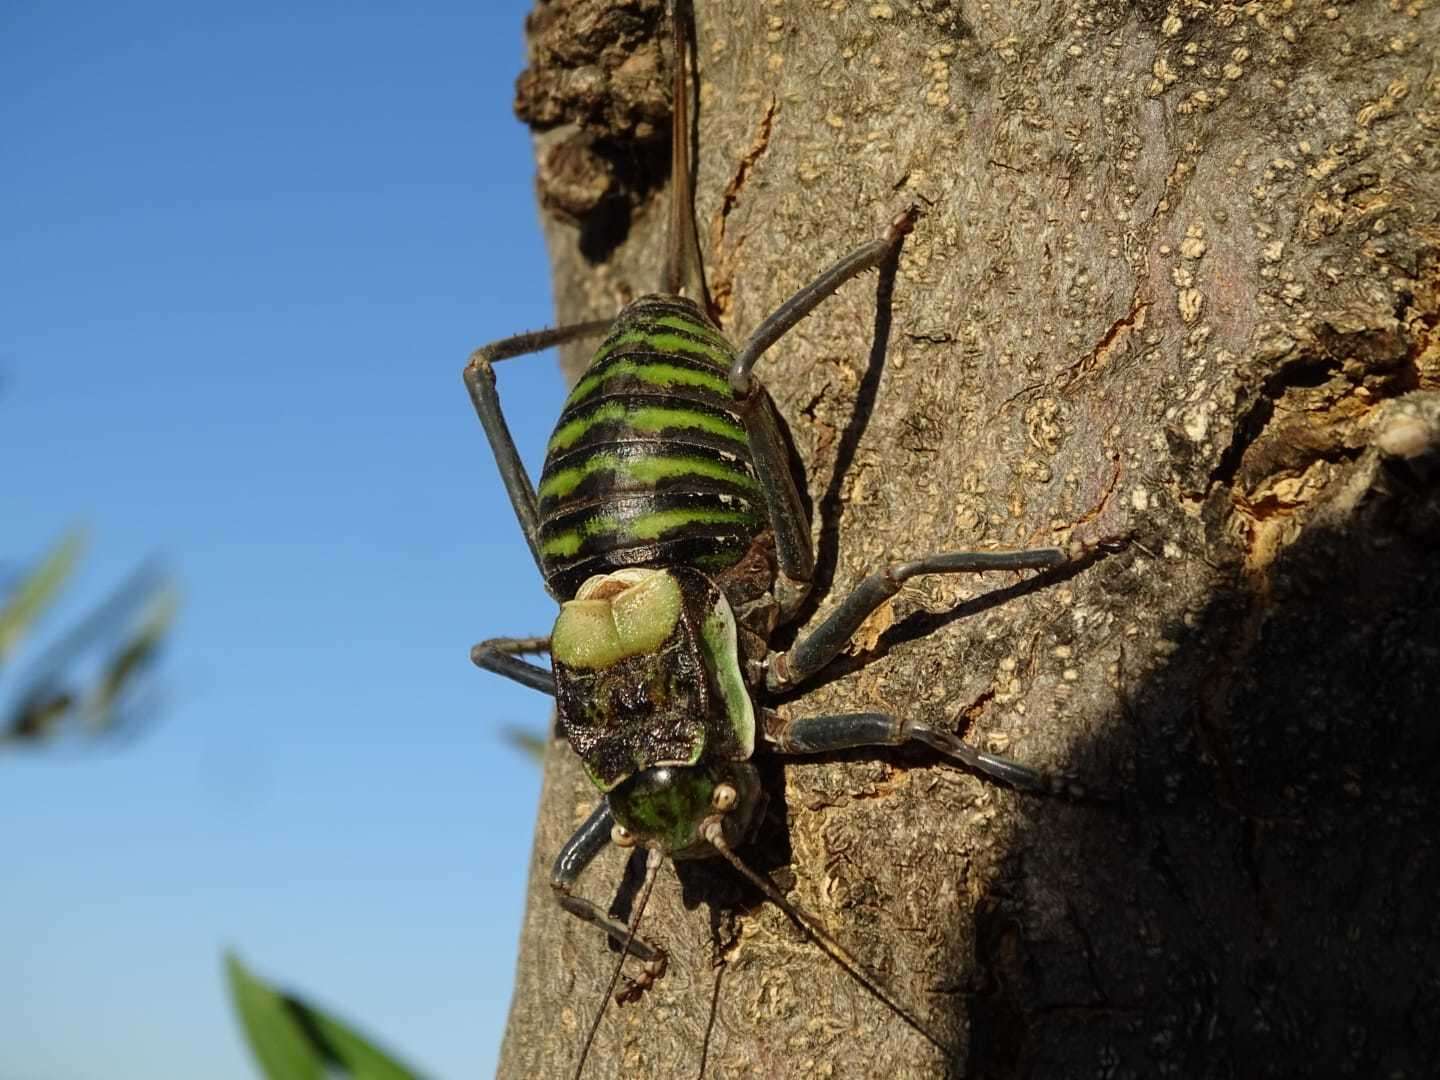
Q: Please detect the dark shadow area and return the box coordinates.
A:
[603,845,654,930]
[575,187,634,265]
[575,138,670,264]
[957,445,1440,1077]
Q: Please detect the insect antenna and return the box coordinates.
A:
[701,822,957,1058]
[659,0,709,308]
[573,845,664,1080]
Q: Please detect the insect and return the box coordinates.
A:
[464,1,1107,1073]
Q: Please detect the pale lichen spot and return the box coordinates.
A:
[1178,288,1204,324]
[1180,225,1207,261]
[1375,406,1440,460]
[1182,400,1213,442]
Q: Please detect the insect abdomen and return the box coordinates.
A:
[538,295,766,599]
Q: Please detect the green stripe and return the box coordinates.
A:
[594,329,731,369]
[563,358,730,410]
[542,532,586,557]
[652,313,730,349]
[540,452,758,500]
[542,508,758,558]
[548,402,746,454]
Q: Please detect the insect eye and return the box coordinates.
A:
[711,783,738,812]
[611,823,636,848]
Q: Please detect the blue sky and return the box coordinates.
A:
[2,2,565,1076]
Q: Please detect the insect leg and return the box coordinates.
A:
[463,321,611,580]
[767,710,1082,796]
[728,208,920,604]
[739,392,815,606]
[470,635,553,695]
[552,802,668,972]
[766,546,1071,693]
[728,206,919,398]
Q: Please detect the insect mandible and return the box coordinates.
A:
[464,2,1108,1073]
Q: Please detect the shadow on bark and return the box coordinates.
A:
[959,449,1440,1077]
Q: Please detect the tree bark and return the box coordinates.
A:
[500,1,1440,1076]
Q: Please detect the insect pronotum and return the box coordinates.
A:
[464,2,1111,1074]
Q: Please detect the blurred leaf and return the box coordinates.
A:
[226,953,323,1080]
[2,559,176,747]
[0,529,86,668]
[7,687,74,742]
[502,725,547,763]
[225,951,425,1080]
[83,586,179,733]
[283,995,424,1080]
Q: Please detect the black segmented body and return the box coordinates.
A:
[536,295,767,599]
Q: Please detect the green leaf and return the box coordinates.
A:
[0,529,86,668]
[283,994,423,1080]
[224,951,426,1080]
[225,953,324,1080]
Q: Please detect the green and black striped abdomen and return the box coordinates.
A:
[538,294,766,599]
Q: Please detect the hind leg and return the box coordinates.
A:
[767,710,1085,796]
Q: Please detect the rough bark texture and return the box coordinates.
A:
[498,1,1440,1077]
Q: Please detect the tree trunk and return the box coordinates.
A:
[500,1,1440,1076]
